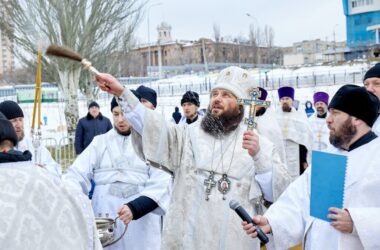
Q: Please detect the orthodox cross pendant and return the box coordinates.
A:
[204,171,216,201]
[218,174,231,200]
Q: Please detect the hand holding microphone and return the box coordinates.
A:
[229,200,269,244]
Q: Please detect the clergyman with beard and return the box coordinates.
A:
[0,100,61,176]
[363,62,380,135]
[95,66,290,250]
[276,86,313,179]
[242,84,380,250]
[63,92,172,250]
[308,91,331,151]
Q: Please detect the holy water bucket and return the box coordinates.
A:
[95,216,127,247]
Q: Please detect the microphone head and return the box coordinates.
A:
[229,200,240,210]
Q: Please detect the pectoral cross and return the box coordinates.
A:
[204,171,216,201]
[238,88,271,131]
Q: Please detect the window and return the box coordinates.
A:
[351,0,373,8]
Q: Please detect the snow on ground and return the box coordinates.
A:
[11,62,375,145]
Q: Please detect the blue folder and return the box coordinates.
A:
[310,150,347,222]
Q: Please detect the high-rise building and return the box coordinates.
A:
[0,0,15,80]
[0,29,15,77]
[342,0,380,59]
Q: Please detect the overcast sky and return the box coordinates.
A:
[134,0,346,47]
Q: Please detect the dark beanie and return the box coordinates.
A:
[136,85,157,107]
[88,101,100,109]
[110,90,141,111]
[363,63,380,81]
[110,97,118,112]
[328,84,380,127]
[0,115,18,146]
[0,100,24,120]
[181,91,200,107]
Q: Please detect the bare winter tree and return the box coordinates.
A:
[263,25,275,64]
[0,0,144,135]
[248,24,260,64]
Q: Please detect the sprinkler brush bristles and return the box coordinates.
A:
[46,45,83,62]
[46,44,100,75]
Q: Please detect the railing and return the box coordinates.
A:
[42,135,76,170]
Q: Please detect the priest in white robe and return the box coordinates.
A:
[363,63,380,135]
[243,85,380,250]
[276,86,313,179]
[308,91,330,151]
[63,93,172,250]
[95,66,291,250]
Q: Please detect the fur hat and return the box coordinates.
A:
[328,84,380,127]
[181,91,200,107]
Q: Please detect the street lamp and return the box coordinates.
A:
[147,3,162,77]
[246,13,260,28]
[246,13,260,65]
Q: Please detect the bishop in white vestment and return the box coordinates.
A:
[95,66,291,250]
[243,85,380,250]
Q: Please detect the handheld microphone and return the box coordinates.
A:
[229,199,269,244]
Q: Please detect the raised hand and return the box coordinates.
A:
[95,73,125,96]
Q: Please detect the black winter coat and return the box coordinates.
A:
[74,113,112,154]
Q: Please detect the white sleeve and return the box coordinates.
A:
[140,166,173,215]
[264,169,311,249]
[255,171,273,202]
[62,138,101,195]
[348,207,380,249]
[40,146,62,177]
[117,88,145,135]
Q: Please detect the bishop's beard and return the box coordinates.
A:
[201,105,244,138]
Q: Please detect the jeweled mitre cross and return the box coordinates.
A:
[238,88,271,131]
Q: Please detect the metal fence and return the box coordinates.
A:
[138,70,365,98]
[42,135,76,170]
